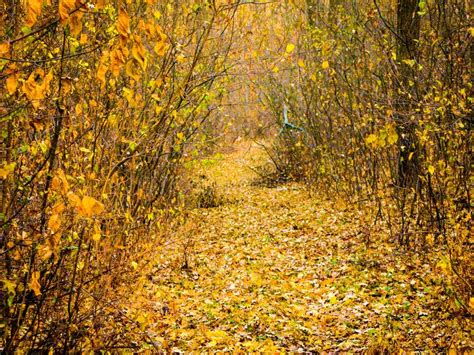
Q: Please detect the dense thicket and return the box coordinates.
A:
[1,0,236,351]
[260,0,471,307]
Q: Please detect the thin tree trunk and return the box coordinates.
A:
[395,0,421,188]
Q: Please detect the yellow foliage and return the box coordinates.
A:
[22,69,53,108]
[59,0,76,23]
[110,47,129,76]
[24,0,43,27]
[0,162,16,179]
[131,36,147,70]
[47,213,61,232]
[0,42,10,56]
[77,195,105,217]
[6,71,19,95]
[97,52,109,88]
[285,43,295,54]
[29,271,42,296]
[117,8,131,39]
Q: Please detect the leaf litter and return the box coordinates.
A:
[123,142,472,352]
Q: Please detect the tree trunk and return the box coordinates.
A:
[395,0,421,188]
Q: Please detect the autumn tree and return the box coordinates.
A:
[394,0,421,188]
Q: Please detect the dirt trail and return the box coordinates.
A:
[136,142,471,352]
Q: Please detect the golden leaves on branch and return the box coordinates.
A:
[67,192,105,218]
[79,196,105,217]
[29,271,42,296]
[59,0,76,23]
[131,36,147,70]
[154,25,168,57]
[117,8,131,41]
[110,46,128,76]
[0,42,10,57]
[52,169,69,194]
[24,0,43,27]
[6,69,20,95]
[59,0,83,36]
[22,68,53,109]
[97,51,109,88]
[47,213,62,232]
[0,162,16,179]
[365,124,399,149]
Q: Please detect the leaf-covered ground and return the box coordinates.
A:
[124,142,472,352]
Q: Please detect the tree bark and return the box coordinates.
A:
[395,0,421,188]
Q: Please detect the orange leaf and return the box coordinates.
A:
[110,47,128,76]
[125,60,141,81]
[29,271,42,296]
[131,36,147,70]
[59,0,76,23]
[22,69,53,108]
[117,8,130,39]
[6,72,19,95]
[48,214,61,232]
[0,42,10,56]
[67,191,81,207]
[68,11,84,36]
[24,0,43,27]
[78,196,105,217]
[97,52,109,88]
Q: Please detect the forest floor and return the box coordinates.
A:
[125,141,472,352]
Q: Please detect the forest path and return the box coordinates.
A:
[137,141,469,352]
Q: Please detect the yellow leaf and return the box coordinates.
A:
[153,40,168,57]
[110,47,128,76]
[48,214,61,232]
[92,223,101,242]
[29,271,42,296]
[125,59,141,81]
[402,59,416,67]
[97,52,109,88]
[59,0,76,23]
[117,8,131,39]
[387,131,398,145]
[22,69,53,109]
[67,191,81,207]
[131,261,138,270]
[272,66,279,73]
[68,11,84,36]
[285,43,295,54]
[25,0,43,27]
[75,103,83,115]
[79,33,88,44]
[469,297,474,309]
[52,202,65,214]
[0,162,16,179]
[2,279,16,295]
[52,169,69,194]
[206,330,228,343]
[123,87,138,106]
[365,133,377,146]
[78,196,105,217]
[297,59,305,68]
[428,165,435,175]
[322,60,329,69]
[131,36,147,70]
[38,243,53,261]
[0,42,10,56]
